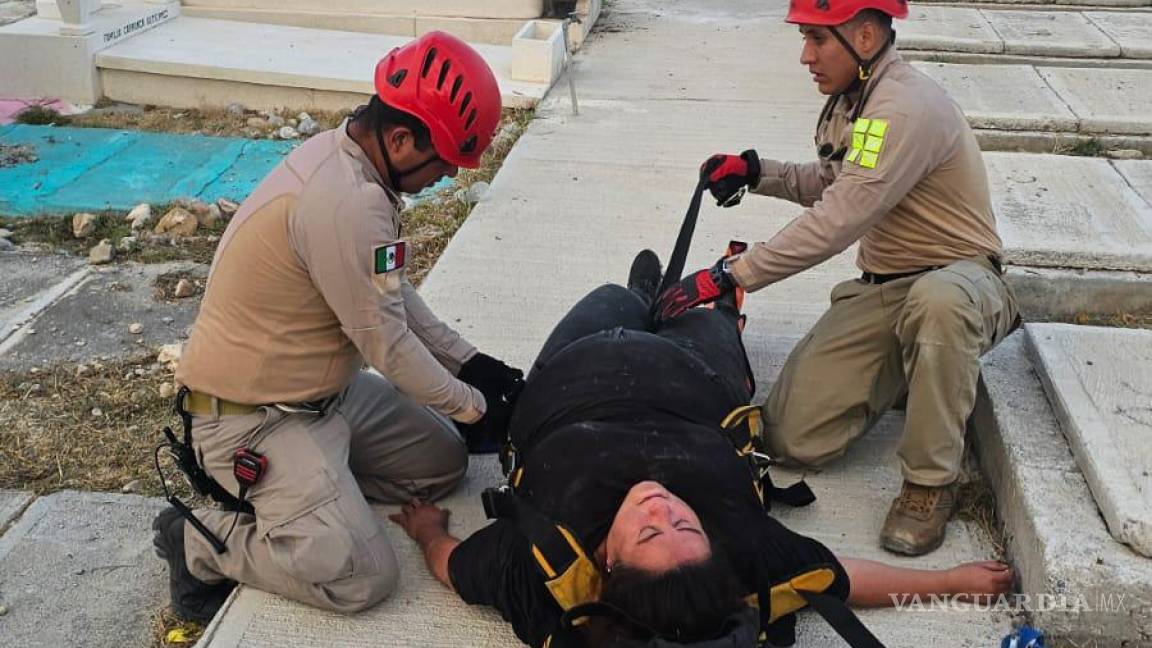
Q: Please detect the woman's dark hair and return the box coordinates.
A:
[352,95,433,151]
[597,549,747,644]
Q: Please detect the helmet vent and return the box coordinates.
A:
[387,69,407,88]
[459,92,472,117]
[450,75,463,102]
[465,109,477,131]
[460,135,478,154]
[421,47,438,78]
[437,60,452,90]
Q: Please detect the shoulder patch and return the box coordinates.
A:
[846,118,889,170]
[374,241,407,274]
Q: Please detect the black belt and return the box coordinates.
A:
[860,256,1003,285]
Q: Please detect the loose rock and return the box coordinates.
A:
[159,382,175,399]
[121,480,142,494]
[157,343,183,367]
[173,278,196,298]
[297,111,312,122]
[88,239,114,265]
[278,126,299,140]
[0,228,13,238]
[245,116,265,128]
[72,212,98,238]
[117,236,138,253]
[129,322,144,334]
[0,238,13,252]
[297,117,321,136]
[154,207,199,237]
[216,197,240,216]
[225,102,246,117]
[266,114,286,128]
[125,203,151,225]
[91,407,103,418]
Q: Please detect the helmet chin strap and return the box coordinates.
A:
[374,124,442,192]
[826,25,895,91]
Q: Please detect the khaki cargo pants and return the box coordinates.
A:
[183,371,467,613]
[762,256,1019,486]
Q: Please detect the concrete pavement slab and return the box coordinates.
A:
[0,261,205,372]
[0,490,33,532]
[985,153,1152,272]
[1026,323,1152,557]
[913,62,1078,132]
[1039,67,1152,136]
[0,251,87,336]
[1113,159,1152,207]
[900,6,1003,54]
[1086,11,1152,59]
[986,10,1120,59]
[0,491,167,648]
[974,333,1152,643]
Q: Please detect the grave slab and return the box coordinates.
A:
[1039,67,1152,136]
[0,491,167,648]
[0,251,87,336]
[1026,323,1152,557]
[0,261,204,372]
[1113,159,1152,208]
[984,9,1120,59]
[0,490,33,532]
[985,153,1152,272]
[974,333,1152,644]
[1086,11,1152,60]
[899,6,1003,54]
[913,62,1078,132]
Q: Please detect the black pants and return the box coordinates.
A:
[530,284,752,402]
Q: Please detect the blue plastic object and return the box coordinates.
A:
[1001,626,1045,648]
[0,124,296,216]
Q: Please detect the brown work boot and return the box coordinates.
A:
[880,480,958,556]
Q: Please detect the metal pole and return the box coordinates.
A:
[562,13,581,116]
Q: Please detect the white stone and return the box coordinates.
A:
[266,114,285,127]
[156,343,182,366]
[153,207,198,236]
[0,239,13,252]
[1084,12,1152,59]
[158,382,175,399]
[1026,324,1152,557]
[986,10,1120,59]
[72,212,97,239]
[121,480,142,494]
[277,125,298,139]
[173,278,195,298]
[124,203,151,225]
[128,322,143,334]
[985,153,1152,272]
[1038,67,1152,136]
[0,228,13,238]
[899,6,1003,54]
[245,116,265,128]
[224,101,245,116]
[117,236,138,252]
[913,62,1078,133]
[216,197,240,216]
[88,239,114,265]
[296,111,311,121]
[296,117,320,136]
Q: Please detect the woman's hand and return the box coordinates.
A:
[946,560,1014,599]
[388,500,451,546]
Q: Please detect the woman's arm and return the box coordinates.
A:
[389,500,460,590]
[839,557,1013,608]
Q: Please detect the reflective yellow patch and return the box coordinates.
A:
[848,118,888,169]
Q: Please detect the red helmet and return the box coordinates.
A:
[786,0,908,26]
[374,31,502,169]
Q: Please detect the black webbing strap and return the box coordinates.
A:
[759,469,816,510]
[482,488,581,579]
[799,591,887,648]
[656,176,710,301]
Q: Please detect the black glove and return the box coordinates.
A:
[457,353,524,454]
[701,149,761,207]
[653,257,736,324]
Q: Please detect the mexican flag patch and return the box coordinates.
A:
[374,241,407,274]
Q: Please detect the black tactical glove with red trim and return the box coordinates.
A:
[653,257,736,324]
[701,149,761,207]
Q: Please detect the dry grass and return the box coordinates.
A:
[0,355,175,495]
[1069,311,1152,330]
[63,103,351,140]
[150,607,204,647]
[956,471,1007,561]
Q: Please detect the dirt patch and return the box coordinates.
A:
[0,143,38,168]
[1069,311,1152,330]
[65,102,351,140]
[153,270,206,302]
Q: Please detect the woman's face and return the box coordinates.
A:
[604,481,711,573]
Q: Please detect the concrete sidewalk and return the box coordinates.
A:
[202,0,1016,645]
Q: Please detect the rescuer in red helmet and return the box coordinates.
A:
[152,31,525,621]
[656,0,1020,557]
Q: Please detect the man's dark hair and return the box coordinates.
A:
[597,551,747,644]
[353,95,433,151]
[851,9,893,35]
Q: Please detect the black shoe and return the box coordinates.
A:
[153,506,236,624]
[627,249,663,306]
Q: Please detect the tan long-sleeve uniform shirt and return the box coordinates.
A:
[177,122,485,423]
[727,50,1002,292]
